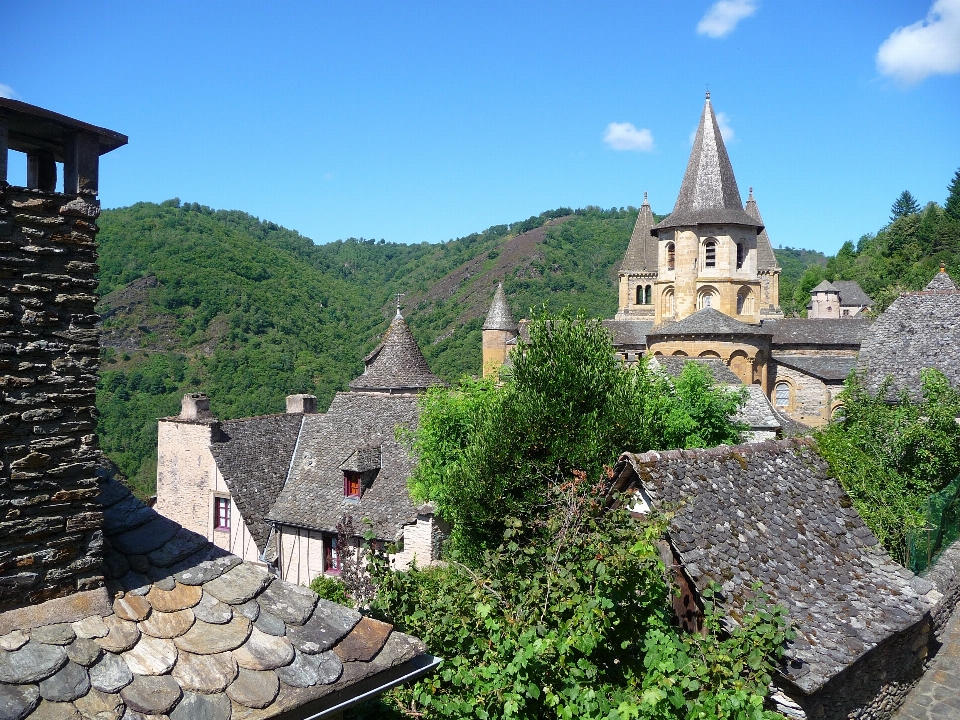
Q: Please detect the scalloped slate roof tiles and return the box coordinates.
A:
[614,438,937,694]
[349,314,443,392]
[265,392,421,541]
[832,281,873,307]
[649,355,742,385]
[857,270,960,399]
[654,95,761,233]
[619,195,659,274]
[0,475,428,719]
[209,414,304,553]
[482,283,518,332]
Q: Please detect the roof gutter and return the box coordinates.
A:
[272,653,443,719]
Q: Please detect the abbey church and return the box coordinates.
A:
[484,93,878,428]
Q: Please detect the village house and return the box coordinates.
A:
[156,303,449,583]
[0,98,437,719]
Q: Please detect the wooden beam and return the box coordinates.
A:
[0,119,8,184]
[75,132,99,195]
[27,150,56,191]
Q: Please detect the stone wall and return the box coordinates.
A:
[0,185,104,612]
[768,362,840,427]
[155,418,219,538]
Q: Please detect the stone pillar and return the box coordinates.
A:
[286,394,317,414]
[0,189,104,612]
[0,119,8,184]
[26,151,57,192]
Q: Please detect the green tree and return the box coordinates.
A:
[945,168,960,221]
[890,190,920,221]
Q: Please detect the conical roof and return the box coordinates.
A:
[483,282,518,331]
[619,193,659,273]
[654,93,762,234]
[350,311,443,392]
[924,265,958,292]
[810,280,839,293]
[744,188,780,271]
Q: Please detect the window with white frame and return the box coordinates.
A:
[774,382,790,407]
[214,496,230,532]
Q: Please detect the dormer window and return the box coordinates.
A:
[344,471,362,498]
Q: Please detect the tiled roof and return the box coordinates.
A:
[482,283,518,332]
[602,319,653,347]
[649,307,767,337]
[614,438,936,694]
[266,393,421,541]
[774,355,857,382]
[743,189,780,272]
[733,384,781,431]
[649,355,742,385]
[209,413,304,553]
[766,318,872,347]
[857,270,960,399]
[350,314,443,393]
[0,474,430,719]
[653,94,762,233]
[810,280,838,293]
[833,281,873,307]
[619,194,659,274]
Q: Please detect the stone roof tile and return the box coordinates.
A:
[619,194,659,274]
[774,354,856,382]
[614,438,934,693]
[602,319,653,347]
[743,189,780,271]
[833,281,873,307]
[483,282,518,332]
[649,307,767,337]
[350,313,443,392]
[766,318,872,347]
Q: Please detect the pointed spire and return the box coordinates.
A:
[743,187,780,271]
[483,282,518,332]
[350,312,443,392]
[653,94,762,233]
[923,265,958,292]
[619,192,658,273]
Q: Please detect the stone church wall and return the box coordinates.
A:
[0,186,104,612]
[768,363,840,427]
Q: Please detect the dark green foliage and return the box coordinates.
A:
[815,370,960,564]
[308,575,350,605]
[772,247,828,317]
[406,309,746,562]
[890,190,920,221]
[372,481,791,719]
[945,168,960,221]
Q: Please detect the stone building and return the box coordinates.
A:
[156,306,449,584]
[482,93,882,428]
[0,99,437,719]
[808,280,873,319]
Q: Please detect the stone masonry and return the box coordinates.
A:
[0,185,106,611]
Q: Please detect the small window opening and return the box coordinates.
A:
[704,240,717,269]
[214,497,231,532]
[666,243,676,271]
[736,243,744,270]
[775,383,790,407]
[636,286,643,305]
[645,285,652,304]
[344,471,362,497]
[323,535,340,573]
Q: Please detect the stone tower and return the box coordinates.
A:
[615,192,658,320]
[0,99,126,612]
[808,280,842,319]
[482,282,518,377]
[650,93,781,325]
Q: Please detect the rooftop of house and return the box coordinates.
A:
[857,268,960,399]
[602,319,654,348]
[613,438,938,695]
[349,312,443,393]
[774,354,857,382]
[765,317,872,347]
[649,355,742,384]
[653,94,762,233]
[265,392,421,540]
[832,281,874,307]
[0,472,433,719]
[209,413,306,553]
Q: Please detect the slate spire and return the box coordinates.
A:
[483,282,518,332]
[744,187,780,271]
[654,93,762,233]
[619,192,659,274]
[350,311,443,393]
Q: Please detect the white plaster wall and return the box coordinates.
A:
[211,468,260,563]
[276,525,328,586]
[156,420,216,537]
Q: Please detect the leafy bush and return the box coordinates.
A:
[309,575,350,606]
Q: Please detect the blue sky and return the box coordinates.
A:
[3,1,959,254]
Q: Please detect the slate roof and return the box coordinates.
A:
[733,384,781,431]
[653,94,762,233]
[765,318,872,347]
[857,269,960,399]
[774,355,857,382]
[649,355,742,385]
[482,283,518,332]
[648,307,767,337]
[602,319,653,348]
[613,438,937,694]
[833,281,873,307]
[266,393,421,541]
[743,189,780,272]
[209,413,305,554]
[810,280,838,293]
[0,474,432,720]
[619,194,659,274]
[350,313,443,393]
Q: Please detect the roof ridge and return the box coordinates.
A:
[620,436,814,467]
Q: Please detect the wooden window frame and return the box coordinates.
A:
[214,496,231,533]
[344,471,362,498]
[323,534,341,574]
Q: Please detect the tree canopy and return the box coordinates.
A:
[890,190,920,221]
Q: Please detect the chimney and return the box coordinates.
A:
[179,393,214,421]
[286,394,317,414]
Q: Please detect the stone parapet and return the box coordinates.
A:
[0,184,104,611]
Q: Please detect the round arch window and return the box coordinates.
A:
[774,382,790,407]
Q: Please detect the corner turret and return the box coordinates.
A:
[482,282,518,377]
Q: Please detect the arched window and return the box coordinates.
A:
[662,287,675,316]
[697,286,718,310]
[736,243,745,270]
[704,239,717,269]
[736,287,754,315]
[774,382,790,408]
[644,285,652,304]
[636,286,643,305]
[666,243,675,271]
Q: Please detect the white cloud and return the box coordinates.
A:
[697,0,758,38]
[603,122,655,151]
[877,0,960,85]
[0,84,17,99]
[689,111,735,144]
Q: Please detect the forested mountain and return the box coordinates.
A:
[96,169,959,495]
